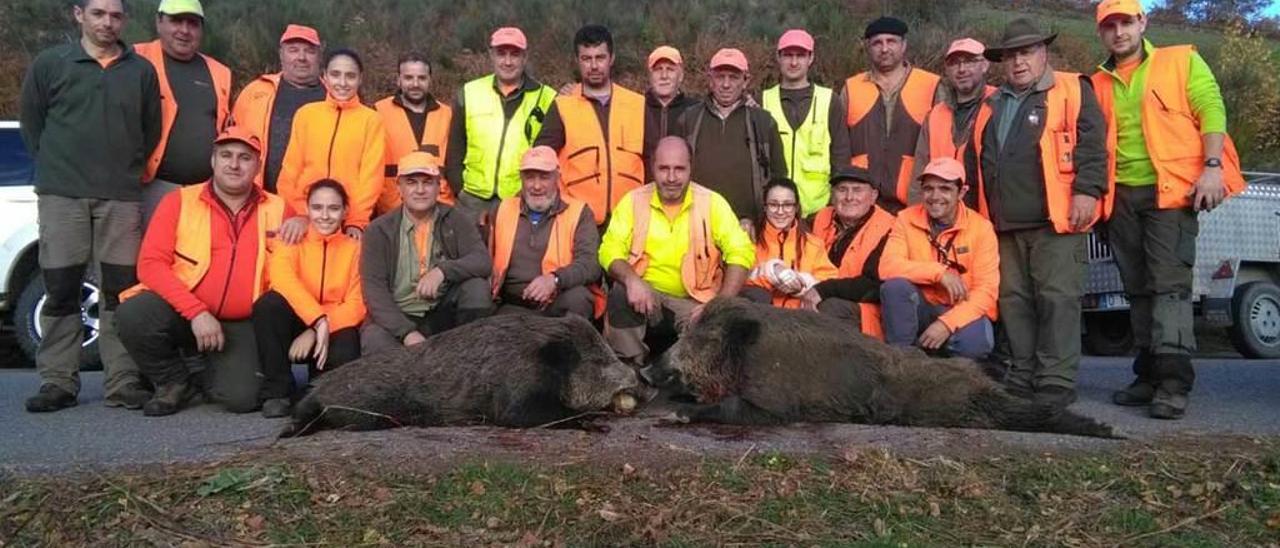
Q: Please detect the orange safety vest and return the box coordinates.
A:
[924,86,996,166]
[844,68,940,206]
[490,197,606,317]
[556,84,646,225]
[748,223,839,309]
[374,96,455,211]
[973,72,1101,233]
[1091,46,1245,213]
[134,41,233,183]
[628,184,722,303]
[229,73,281,188]
[810,205,895,339]
[121,184,285,301]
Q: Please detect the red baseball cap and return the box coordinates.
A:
[945,38,985,59]
[490,27,528,50]
[279,24,321,47]
[710,48,749,72]
[918,157,966,185]
[214,126,262,154]
[777,29,814,52]
[647,45,683,68]
[1096,0,1143,23]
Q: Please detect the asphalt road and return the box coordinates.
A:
[2,356,1278,475]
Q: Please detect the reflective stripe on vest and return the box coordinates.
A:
[460,76,555,200]
[120,184,285,302]
[843,69,939,207]
[974,72,1098,233]
[490,197,605,316]
[762,85,834,216]
[135,41,233,183]
[1091,46,1245,213]
[811,205,893,339]
[375,96,455,208]
[557,84,647,225]
[627,184,722,303]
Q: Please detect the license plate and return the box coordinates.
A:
[1094,293,1130,310]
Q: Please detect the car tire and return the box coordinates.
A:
[1229,282,1280,359]
[1084,312,1135,356]
[13,275,102,371]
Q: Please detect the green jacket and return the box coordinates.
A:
[20,40,162,201]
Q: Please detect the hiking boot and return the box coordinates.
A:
[105,382,154,410]
[1112,380,1156,406]
[143,382,193,417]
[1004,383,1034,400]
[1149,385,1188,420]
[25,384,77,413]
[261,398,292,418]
[1034,386,1078,409]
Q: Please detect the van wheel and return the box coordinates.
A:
[13,275,102,370]
[1084,312,1134,356]
[1229,282,1280,359]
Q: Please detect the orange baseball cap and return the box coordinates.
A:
[490,27,528,50]
[918,157,966,185]
[214,126,262,154]
[279,24,321,46]
[1096,0,1143,23]
[520,146,559,172]
[709,48,749,72]
[777,29,814,52]
[647,45,683,68]
[945,38,985,59]
[397,151,441,177]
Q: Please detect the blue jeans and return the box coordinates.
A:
[880,278,993,359]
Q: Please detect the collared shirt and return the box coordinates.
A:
[868,65,911,133]
[995,85,1035,150]
[394,208,438,314]
[598,185,755,298]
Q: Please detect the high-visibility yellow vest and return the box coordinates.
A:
[460,75,556,200]
[762,84,833,216]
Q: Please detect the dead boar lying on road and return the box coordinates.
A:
[642,298,1117,438]
[281,314,656,437]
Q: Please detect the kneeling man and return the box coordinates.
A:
[118,128,291,416]
[879,158,998,359]
[361,151,493,354]
[598,136,755,367]
[490,146,602,317]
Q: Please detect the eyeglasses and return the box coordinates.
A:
[765,202,798,212]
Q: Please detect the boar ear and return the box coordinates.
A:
[724,317,761,348]
[537,338,582,378]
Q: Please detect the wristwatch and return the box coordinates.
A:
[1204,158,1223,168]
[552,272,562,288]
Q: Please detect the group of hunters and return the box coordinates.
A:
[19,0,1247,422]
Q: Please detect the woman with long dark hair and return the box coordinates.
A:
[742,178,837,310]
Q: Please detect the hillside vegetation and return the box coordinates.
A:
[2,0,1277,167]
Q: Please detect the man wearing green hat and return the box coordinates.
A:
[134,0,233,225]
[972,18,1108,408]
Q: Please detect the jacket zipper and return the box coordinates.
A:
[325,108,344,177]
[493,115,514,199]
[215,208,245,317]
[318,240,329,305]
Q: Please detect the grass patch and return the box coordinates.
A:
[3,440,1280,545]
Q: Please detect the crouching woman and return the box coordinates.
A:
[253,180,365,417]
[742,178,838,310]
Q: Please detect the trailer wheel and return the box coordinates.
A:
[1229,282,1280,359]
[1084,312,1134,356]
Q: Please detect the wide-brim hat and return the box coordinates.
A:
[983,18,1057,62]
